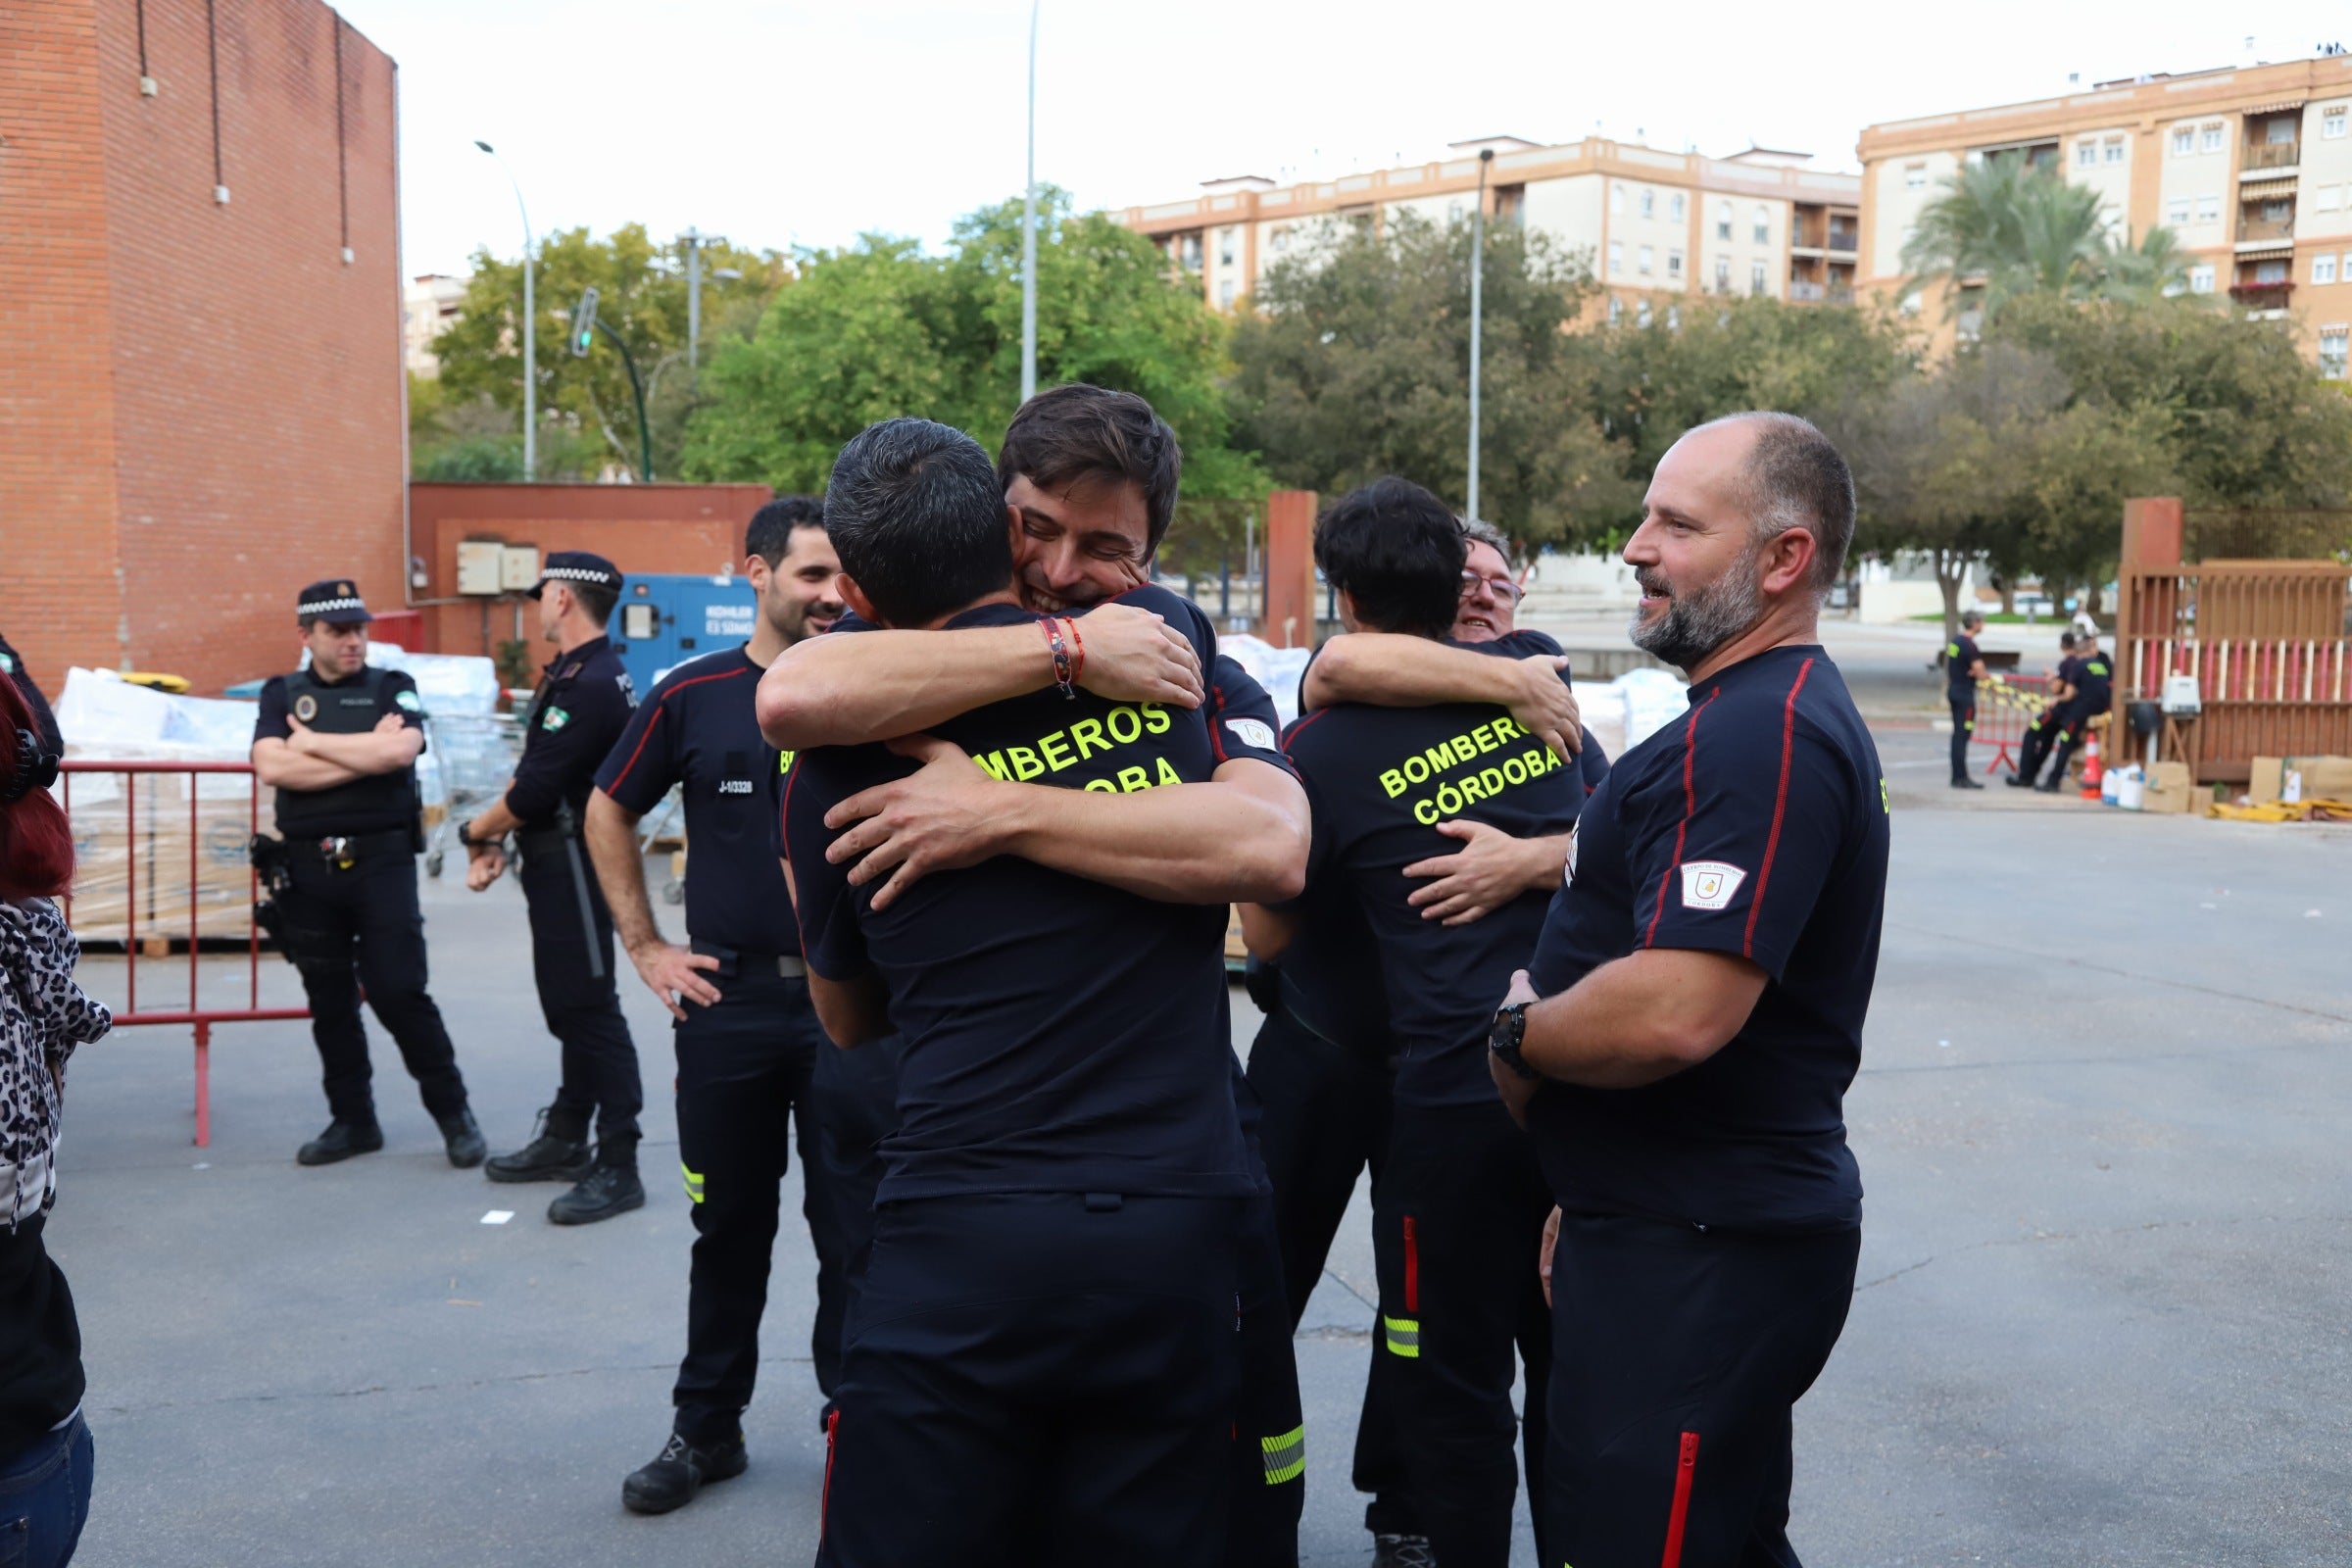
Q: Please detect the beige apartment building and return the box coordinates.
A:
[1114,135,1861,324]
[1857,52,2352,373]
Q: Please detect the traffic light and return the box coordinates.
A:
[568,287,600,359]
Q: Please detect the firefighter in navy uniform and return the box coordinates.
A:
[458,552,647,1225]
[2029,630,2112,793]
[248,582,482,1168]
[1944,611,1987,789]
[583,499,900,1513]
[2009,631,2080,787]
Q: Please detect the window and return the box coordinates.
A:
[1219,228,1236,266]
[1665,305,1680,329]
[2320,185,2345,213]
[1219,278,1236,308]
[1714,257,1731,291]
[1752,205,1770,244]
[1670,193,1686,221]
[2167,198,2190,225]
[1900,290,1923,315]
[2189,264,2215,294]
[1272,226,1291,253]
[1640,188,1654,218]
[1611,183,1626,217]
[2201,122,2225,154]
[2323,328,2349,379]
[2317,254,2339,285]
[1608,240,1624,272]
[1607,295,1623,325]
[2076,140,2097,169]
[1638,244,1653,274]
[1636,299,1653,327]
[2267,118,2297,146]
[1668,248,1684,278]
[2326,106,2348,140]
[1904,163,1927,189]
[1716,200,1733,240]
[1750,260,1767,295]
[2255,259,2288,284]
[1447,200,1464,222]
[1179,234,1201,270]
[2197,193,2221,221]
[2172,126,2194,156]
[2261,198,2291,222]
[2104,137,2126,165]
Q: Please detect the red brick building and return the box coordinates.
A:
[0,0,404,697]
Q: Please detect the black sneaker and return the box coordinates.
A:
[1373,1536,1436,1568]
[485,1109,592,1185]
[297,1119,384,1167]
[1950,776,1985,790]
[549,1162,645,1226]
[436,1107,487,1169]
[2005,772,2034,788]
[621,1430,747,1515]
[2034,777,2066,794]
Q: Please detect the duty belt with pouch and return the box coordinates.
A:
[248,834,292,953]
[515,802,607,982]
[288,828,413,873]
[689,938,807,980]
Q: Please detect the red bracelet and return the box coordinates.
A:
[1063,615,1086,686]
[1037,615,1076,698]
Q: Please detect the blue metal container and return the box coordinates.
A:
[612,572,760,693]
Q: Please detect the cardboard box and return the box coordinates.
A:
[2141,761,2201,814]
[2249,756,2352,805]
[61,767,270,945]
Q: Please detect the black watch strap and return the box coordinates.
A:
[1490,1000,1537,1080]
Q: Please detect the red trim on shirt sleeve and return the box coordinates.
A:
[1279,709,1330,755]
[1740,657,1815,959]
[1642,690,1718,949]
[606,665,745,792]
[1206,680,1230,763]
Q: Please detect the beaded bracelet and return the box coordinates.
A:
[1064,615,1086,686]
[1038,615,1077,699]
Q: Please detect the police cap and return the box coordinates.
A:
[296,579,373,625]
[524,551,623,600]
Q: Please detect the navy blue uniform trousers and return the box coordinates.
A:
[516,833,642,1148]
[669,958,899,1443]
[818,1192,1245,1568]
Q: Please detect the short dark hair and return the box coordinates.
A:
[1702,412,1857,591]
[825,418,1011,627]
[997,384,1182,552]
[2059,630,2077,649]
[747,494,826,567]
[1313,477,1466,639]
[572,581,618,627]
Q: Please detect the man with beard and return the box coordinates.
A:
[1250,479,1588,1568]
[1487,414,1888,1568]
[782,417,1306,1566]
[760,384,1316,1567]
[583,498,899,1513]
[1239,520,1606,1568]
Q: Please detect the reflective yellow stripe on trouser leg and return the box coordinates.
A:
[1383,1314,1420,1358]
[1260,1423,1305,1486]
[680,1162,705,1204]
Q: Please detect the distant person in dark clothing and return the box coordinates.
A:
[0,672,106,1568]
[1944,611,1987,789]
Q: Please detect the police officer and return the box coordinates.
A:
[781,419,1307,1568]
[2029,628,2112,793]
[2008,631,2079,787]
[248,581,483,1167]
[1491,414,1888,1567]
[457,552,646,1225]
[583,499,899,1513]
[1256,479,1587,1568]
[1945,610,1988,789]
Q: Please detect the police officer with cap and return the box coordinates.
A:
[457,552,647,1225]
[250,580,484,1167]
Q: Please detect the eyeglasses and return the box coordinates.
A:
[1460,570,1525,605]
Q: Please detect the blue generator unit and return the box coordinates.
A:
[612,572,760,694]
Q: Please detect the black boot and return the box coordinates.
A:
[485,1107,592,1185]
[297,1118,384,1167]
[621,1429,748,1515]
[436,1107,487,1169]
[1950,775,1984,790]
[549,1153,645,1226]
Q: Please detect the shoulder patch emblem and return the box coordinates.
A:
[541,706,570,732]
[1678,859,1746,911]
[615,670,638,708]
[293,693,318,722]
[1225,717,1276,753]
[394,689,421,711]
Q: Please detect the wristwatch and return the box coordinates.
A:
[1489,1001,1538,1081]
[457,818,493,850]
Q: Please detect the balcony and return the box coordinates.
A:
[1788,281,1826,302]
[1826,223,1859,254]
[2236,216,2295,244]
[2244,141,2301,172]
[2229,280,2294,311]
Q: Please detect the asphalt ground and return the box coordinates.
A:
[45,624,2352,1566]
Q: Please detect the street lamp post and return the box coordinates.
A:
[1468,146,1493,524]
[683,226,703,374]
[474,140,535,480]
[1020,0,1040,403]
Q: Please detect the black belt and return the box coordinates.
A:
[513,823,577,854]
[690,939,807,979]
[286,828,412,861]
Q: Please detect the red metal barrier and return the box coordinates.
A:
[58,760,308,1147]
[1971,674,2051,776]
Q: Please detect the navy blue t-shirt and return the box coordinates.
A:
[595,645,794,956]
[783,587,1292,1203]
[1280,630,1586,1108]
[1527,644,1888,1234]
[1944,632,1981,701]
[2072,647,2113,714]
[511,635,638,827]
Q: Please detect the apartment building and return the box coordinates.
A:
[1114,135,1861,323]
[1857,52,2352,372]
[404,272,470,376]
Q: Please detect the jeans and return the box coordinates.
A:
[0,1412,93,1568]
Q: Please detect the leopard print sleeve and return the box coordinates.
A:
[1,898,112,1228]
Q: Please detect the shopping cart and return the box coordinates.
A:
[419,711,524,878]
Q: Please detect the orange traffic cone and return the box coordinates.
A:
[2078,731,2104,799]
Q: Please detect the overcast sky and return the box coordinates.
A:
[338,0,2352,278]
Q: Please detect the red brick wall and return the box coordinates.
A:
[0,0,128,697]
[0,0,403,699]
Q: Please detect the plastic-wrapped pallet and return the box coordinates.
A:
[1215,634,1315,730]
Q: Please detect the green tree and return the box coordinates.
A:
[682,190,1259,516]
[1230,211,1638,552]
[430,223,786,480]
[1902,158,2193,320]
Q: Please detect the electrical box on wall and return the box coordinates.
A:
[501,546,541,592]
[455,541,505,596]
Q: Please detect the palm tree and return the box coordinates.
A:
[1901,157,2107,318]
[2098,224,2193,303]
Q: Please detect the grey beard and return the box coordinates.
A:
[1629,555,1765,670]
